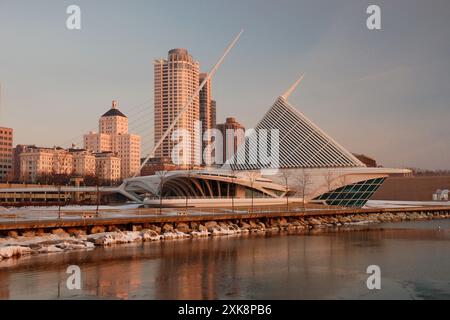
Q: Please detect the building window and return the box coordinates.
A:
[313,178,386,208]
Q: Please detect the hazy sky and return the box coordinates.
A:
[0,0,449,169]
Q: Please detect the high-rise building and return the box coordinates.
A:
[154,49,200,165]
[216,117,245,164]
[0,127,13,182]
[211,100,217,129]
[199,73,217,165]
[84,101,141,179]
[199,73,216,136]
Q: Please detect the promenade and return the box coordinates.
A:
[1,204,450,233]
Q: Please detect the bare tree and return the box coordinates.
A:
[157,171,169,215]
[338,175,348,190]
[324,170,335,192]
[294,169,313,210]
[247,172,259,213]
[323,170,335,209]
[281,171,290,212]
[230,168,237,213]
[185,165,193,212]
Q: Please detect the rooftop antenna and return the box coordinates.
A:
[134,29,244,177]
[281,73,305,100]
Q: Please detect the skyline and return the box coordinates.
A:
[1,0,450,170]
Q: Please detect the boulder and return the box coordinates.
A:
[90,226,106,234]
[278,218,288,227]
[229,224,240,231]
[7,231,18,238]
[141,229,161,241]
[52,228,68,236]
[190,221,199,230]
[176,222,191,234]
[162,224,174,233]
[205,221,218,230]
[249,220,258,228]
[148,225,162,234]
[239,221,252,230]
[21,231,36,237]
[107,225,121,232]
[67,228,84,236]
[307,218,322,226]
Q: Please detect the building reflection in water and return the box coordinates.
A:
[1,222,450,299]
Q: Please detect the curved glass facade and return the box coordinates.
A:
[313,178,386,208]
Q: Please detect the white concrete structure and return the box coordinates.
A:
[118,76,410,207]
[433,189,449,201]
[2,68,410,207]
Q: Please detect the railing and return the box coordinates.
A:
[3,202,450,226]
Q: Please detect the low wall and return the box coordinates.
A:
[1,206,450,234]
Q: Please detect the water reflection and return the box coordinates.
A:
[1,220,450,299]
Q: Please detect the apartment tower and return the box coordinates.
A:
[154,49,200,165]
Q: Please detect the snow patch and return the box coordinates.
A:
[0,246,33,259]
[163,230,191,240]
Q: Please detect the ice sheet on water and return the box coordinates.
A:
[0,246,33,259]
[0,233,95,261]
[365,200,450,209]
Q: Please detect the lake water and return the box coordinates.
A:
[1,219,450,300]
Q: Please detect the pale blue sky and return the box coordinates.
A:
[0,0,449,169]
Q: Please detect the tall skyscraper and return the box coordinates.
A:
[154,49,200,165]
[199,73,217,165]
[84,101,141,179]
[199,73,216,136]
[211,100,217,130]
[216,117,245,164]
[0,127,13,182]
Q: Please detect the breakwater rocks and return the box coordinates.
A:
[1,209,450,261]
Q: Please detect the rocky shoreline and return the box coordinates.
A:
[1,210,450,261]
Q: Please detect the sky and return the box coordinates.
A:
[0,0,449,170]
